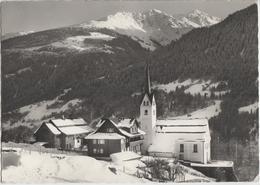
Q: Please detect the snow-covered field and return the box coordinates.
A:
[52,32,115,53]
[169,100,221,120]
[154,79,229,97]
[3,89,82,129]
[2,146,214,183]
[2,148,147,183]
[238,102,258,114]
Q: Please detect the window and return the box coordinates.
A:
[193,144,198,153]
[93,139,97,144]
[144,110,148,115]
[180,144,184,153]
[93,148,97,153]
[107,128,114,133]
[143,101,149,106]
[100,148,104,154]
[98,139,105,144]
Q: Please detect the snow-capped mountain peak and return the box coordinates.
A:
[186,9,221,26]
[189,9,207,16]
[88,12,145,32]
[80,9,221,50]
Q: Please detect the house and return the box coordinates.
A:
[84,118,145,157]
[139,63,211,164]
[149,119,211,164]
[34,118,93,150]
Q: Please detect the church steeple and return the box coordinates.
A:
[140,61,157,154]
[145,61,151,95]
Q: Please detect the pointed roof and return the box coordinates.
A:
[141,61,155,103]
[145,61,151,95]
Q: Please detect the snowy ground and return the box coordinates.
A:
[2,147,148,183]
[238,102,258,114]
[154,79,229,97]
[3,89,82,129]
[2,146,214,183]
[52,32,115,53]
[170,100,221,120]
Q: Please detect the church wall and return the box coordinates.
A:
[176,141,205,163]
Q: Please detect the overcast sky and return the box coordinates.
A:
[1,0,257,34]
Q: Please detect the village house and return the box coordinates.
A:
[139,63,211,164]
[34,118,93,150]
[84,118,145,157]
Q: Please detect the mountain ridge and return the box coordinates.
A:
[80,9,221,50]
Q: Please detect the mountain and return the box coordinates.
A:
[151,4,258,92]
[1,4,257,133]
[184,9,221,27]
[80,9,221,50]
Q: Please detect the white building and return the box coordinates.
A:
[140,63,211,164]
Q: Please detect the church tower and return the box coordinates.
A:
[140,62,157,154]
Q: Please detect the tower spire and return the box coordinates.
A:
[145,61,151,95]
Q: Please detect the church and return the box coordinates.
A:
[139,63,211,164]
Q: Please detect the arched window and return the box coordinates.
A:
[144,110,148,115]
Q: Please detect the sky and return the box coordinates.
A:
[1,0,257,35]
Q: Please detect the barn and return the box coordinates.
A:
[34,118,93,150]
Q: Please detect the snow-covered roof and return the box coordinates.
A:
[137,129,145,135]
[156,125,208,133]
[71,118,87,125]
[155,119,210,135]
[110,151,141,162]
[85,133,125,140]
[45,123,61,135]
[156,119,208,126]
[119,128,145,138]
[94,118,145,139]
[58,126,90,135]
[96,119,106,128]
[117,119,135,128]
[51,118,87,127]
